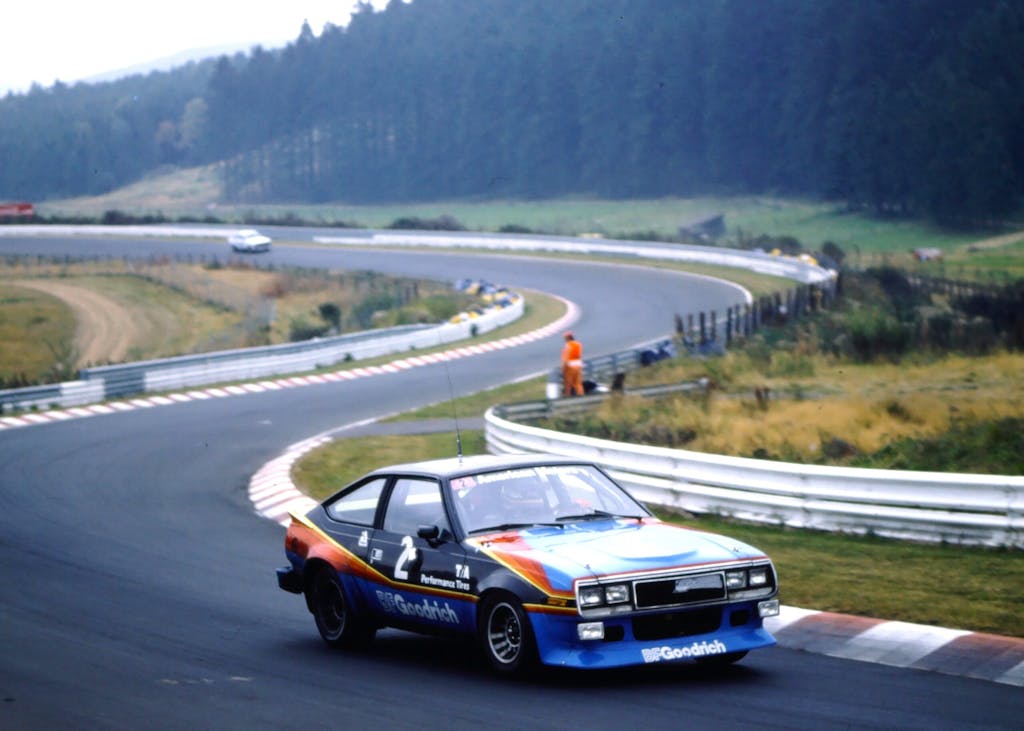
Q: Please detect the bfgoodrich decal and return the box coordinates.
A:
[641,639,728,663]
[376,590,459,624]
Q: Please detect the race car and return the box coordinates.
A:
[276,453,780,674]
[228,229,272,253]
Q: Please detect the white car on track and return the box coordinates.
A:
[228,229,272,253]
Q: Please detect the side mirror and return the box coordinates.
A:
[417,524,444,545]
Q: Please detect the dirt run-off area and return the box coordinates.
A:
[12,279,141,367]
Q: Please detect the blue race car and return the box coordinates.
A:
[277,453,779,674]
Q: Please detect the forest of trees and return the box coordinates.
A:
[1,0,1022,226]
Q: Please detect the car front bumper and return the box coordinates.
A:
[529,600,776,669]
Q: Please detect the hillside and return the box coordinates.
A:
[2,0,1022,226]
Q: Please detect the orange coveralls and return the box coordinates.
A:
[561,338,583,396]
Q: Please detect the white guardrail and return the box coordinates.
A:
[0,295,523,412]
[314,231,835,285]
[485,404,1024,548]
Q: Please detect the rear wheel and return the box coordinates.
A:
[308,566,374,648]
[478,595,537,675]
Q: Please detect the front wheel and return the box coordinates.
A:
[478,595,537,675]
[308,566,374,649]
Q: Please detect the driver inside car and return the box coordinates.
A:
[499,479,551,523]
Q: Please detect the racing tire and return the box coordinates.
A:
[308,566,374,649]
[695,650,748,666]
[478,595,537,675]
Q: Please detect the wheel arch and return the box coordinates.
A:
[300,557,335,612]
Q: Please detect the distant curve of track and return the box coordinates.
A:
[0,230,1018,731]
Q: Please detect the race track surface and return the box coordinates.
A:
[0,231,1019,730]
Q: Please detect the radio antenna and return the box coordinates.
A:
[439,334,463,462]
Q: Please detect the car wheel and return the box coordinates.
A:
[696,650,747,666]
[308,566,374,649]
[478,595,537,674]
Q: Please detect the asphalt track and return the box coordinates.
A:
[0,231,1019,730]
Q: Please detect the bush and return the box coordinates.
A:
[955,281,1024,349]
[843,307,912,361]
[851,417,1024,474]
[768,350,815,377]
[388,215,465,231]
[318,302,341,330]
[867,267,919,319]
[288,316,330,342]
[353,292,401,328]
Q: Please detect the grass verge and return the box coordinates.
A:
[0,283,76,384]
[44,174,1020,273]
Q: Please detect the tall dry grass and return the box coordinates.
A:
[570,350,1024,464]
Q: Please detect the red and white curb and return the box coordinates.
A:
[0,297,579,432]
[766,605,1024,687]
[248,433,327,526]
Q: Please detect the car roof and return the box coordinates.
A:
[366,453,588,480]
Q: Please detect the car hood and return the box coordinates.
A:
[469,518,769,596]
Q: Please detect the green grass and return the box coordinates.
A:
[850,417,1024,473]
[78,274,246,360]
[914,233,1024,282]
[42,170,1009,260]
[290,428,1023,638]
[0,283,75,384]
[389,375,548,421]
[682,512,1023,637]
[293,431,489,498]
[1,261,557,389]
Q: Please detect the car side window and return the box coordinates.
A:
[383,477,448,535]
[325,477,387,525]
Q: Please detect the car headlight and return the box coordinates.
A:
[725,570,747,589]
[604,584,629,604]
[748,567,769,587]
[579,586,605,606]
[578,582,632,613]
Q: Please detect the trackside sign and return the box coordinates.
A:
[0,202,34,217]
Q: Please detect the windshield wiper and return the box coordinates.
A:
[468,521,563,535]
[556,510,638,522]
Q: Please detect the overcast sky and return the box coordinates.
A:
[0,1,391,95]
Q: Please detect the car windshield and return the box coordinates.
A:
[450,464,647,535]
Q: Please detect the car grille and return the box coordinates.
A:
[633,572,726,609]
[632,607,723,640]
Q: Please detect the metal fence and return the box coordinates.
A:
[485,396,1023,548]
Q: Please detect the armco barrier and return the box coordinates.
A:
[0,295,523,411]
[485,404,1023,548]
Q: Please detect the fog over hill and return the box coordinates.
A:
[80,42,276,87]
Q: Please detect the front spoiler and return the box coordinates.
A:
[529,611,776,669]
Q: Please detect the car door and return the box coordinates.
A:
[365,476,474,632]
